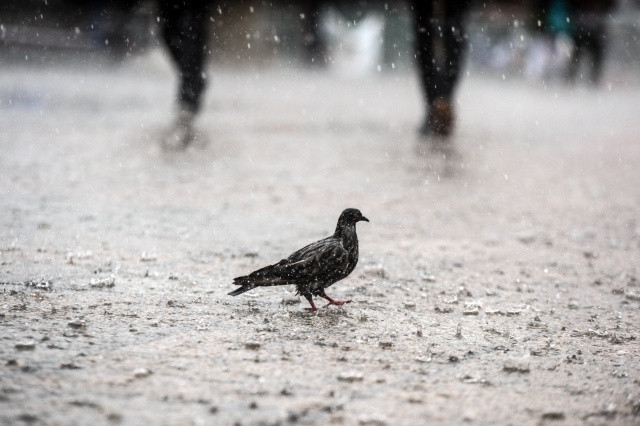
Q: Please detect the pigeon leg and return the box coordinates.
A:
[321,294,352,307]
[303,294,318,312]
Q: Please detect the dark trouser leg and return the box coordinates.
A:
[413,0,469,135]
[587,27,605,85]
[301,0,326,65]
[567,34,583,82]
[440,4,467,98]
[413,1,436,105]
[413,0,468,106]
[158,0,209,114]
[568,23,606,85]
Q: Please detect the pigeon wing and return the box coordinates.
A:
[234,238,349,286]
[284,236,338,263]
[286,239,350,284]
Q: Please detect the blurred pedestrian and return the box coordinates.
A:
[566,0,615,85]
[158,0,210,149]
[413,0,472,137]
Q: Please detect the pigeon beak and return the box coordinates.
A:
[360,216,369,222]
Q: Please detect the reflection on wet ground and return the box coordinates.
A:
[1,53,640,424]
[415,135,465,181]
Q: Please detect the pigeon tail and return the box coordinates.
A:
[228,283,255,296]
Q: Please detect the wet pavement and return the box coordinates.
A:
[1,50,640,425]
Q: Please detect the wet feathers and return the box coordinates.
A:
[229,208,369,308]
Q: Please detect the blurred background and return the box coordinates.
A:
[2,0,639,84]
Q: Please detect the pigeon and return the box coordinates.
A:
[229,208,369,311]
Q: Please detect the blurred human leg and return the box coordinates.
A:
[586,26,606,85]
[158,0,209,114]
[158,0,209,149]
[413,0,470,137]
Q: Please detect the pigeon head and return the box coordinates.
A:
[338,208,369,226]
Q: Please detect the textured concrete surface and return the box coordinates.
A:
[1,50,639,425]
